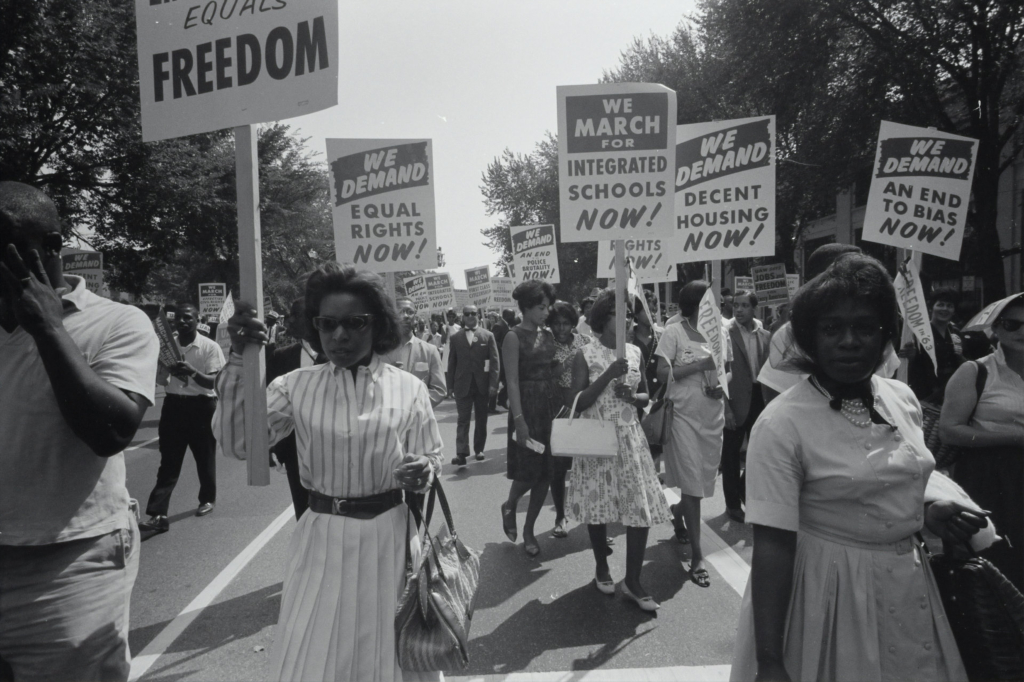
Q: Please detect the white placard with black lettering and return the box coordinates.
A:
[510,224,560,283]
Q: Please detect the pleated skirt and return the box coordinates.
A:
[270,505,441,682]
[730,530,966,682]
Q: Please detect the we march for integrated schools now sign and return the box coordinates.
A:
[135,0,338,141]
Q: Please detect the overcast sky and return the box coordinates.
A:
[288,0,696,288]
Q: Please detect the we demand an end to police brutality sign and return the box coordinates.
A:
[135,0,338,142]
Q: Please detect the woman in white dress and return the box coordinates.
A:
[655,280,726,588]
[215,263,443,682]
[731,254,987,682]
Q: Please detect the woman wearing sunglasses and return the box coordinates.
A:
[940,293,1024,591]
[214,263,443,682]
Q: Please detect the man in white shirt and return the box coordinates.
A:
[382,296,447,407]
[140,302,225,532]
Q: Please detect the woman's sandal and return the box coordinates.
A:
[689,564,711,588]
[669,504,689,544]
[523,538,541,557]
[501,502,517,542]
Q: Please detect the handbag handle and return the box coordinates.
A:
[407,478,458,540]
[568,391,584,425]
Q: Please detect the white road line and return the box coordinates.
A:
[128,506,294,682]
[125,436,159,452]
[662,488,750,598]
[448,664,731,682]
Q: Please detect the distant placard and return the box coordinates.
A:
[557,83,676,243]
[751,263,789,306]
[403,274,429,315]
[786,274,800,299]
[596,239,675,283]
[675,117,776,263]
[465,266,492,307]
[198,283,227,319]
[454,289,470,310]
[510,224,560,283]
[327,138,437,274]
[733,275,754,292]
[135,0,338,142]
[862,121,978,261]
[61,249,103,294]
[421,273,455,314]
[489,276,514,308]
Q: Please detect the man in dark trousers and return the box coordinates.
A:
[266,297,320,519]
[488,307,514,412]
[140,302,225,532]
[448,304,500,466]
[722,290,770,523]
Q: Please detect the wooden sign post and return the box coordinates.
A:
[614,240,627,360]
[235,125,270,486]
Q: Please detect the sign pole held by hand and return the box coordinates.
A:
[615,240,627,360]
[235,124,270,487]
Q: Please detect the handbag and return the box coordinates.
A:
[641,381,673,452]
[396,480,480,672]
[919,361,987,470]
[550,391,618,459]
[924,542,1024,681]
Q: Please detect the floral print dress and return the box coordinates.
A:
[565,342,671,527]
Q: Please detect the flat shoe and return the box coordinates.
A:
[501,502,517,542]
[621,582,660,611]
[594,575,615,595]
[551,521,568,539]
[451,456,468,467]
[689,565,711,588]
[475,453,486,461]
[196,502,215,517]
[726,508,746,523]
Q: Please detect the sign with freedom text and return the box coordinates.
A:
[894,259,937,375]
[135,0,338,142]
[674,117,775,263]
[510,224,560,284]
[862,121,978,261]
[328,139,437,274]
[489,277,514,308]
[751,263,789,306]
[557,83,676,243]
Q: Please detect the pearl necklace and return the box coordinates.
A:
[810,377,873,428]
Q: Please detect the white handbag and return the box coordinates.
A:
[550,391,618,459]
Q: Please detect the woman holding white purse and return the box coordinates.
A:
[565,290,671,611]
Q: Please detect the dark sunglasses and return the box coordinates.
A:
[312,314,374,333]
[995,318,1023,332]
[463,311,478,316]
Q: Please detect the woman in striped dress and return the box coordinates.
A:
[215,263,443,682]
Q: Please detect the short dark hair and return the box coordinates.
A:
[790,253,899,371]
[0,181,62,246]
[806,243,862,280]
[734,289,759,307]
[304,262,402,355]
[512,279,554,312]
[677,280,709,317]
[720,287,733,297]
[547,300,579,327]
[588,289,633,334]
[501,308,516,323]
[175,302,198,315]
[928,287,959,307]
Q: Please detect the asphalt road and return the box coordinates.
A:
[125,389,753,681]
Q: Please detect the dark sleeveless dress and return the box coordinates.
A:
[506,326,561,483]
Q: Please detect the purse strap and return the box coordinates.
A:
[408,478,458,540]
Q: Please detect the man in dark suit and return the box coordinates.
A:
[266,297,320,519]
[488,307,514,412]
[448,304,500,466]
[722,290,771,523]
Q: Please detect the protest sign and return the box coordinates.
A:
[734,275,753,292]
[862,121,978,261]
[510,224,560,283]
[674,117,776,263]
[327,139,437,274]
[786,274,800,299]
[696,289,729,398]
[420,273,455,314]
[198,283,227,319]
[403,274,429,314]
[894,259,937,375]
[153,310,183,368]
[61,250,103,295]
[135,0,338,142]
[465,266,492,307]
[214,294,235,355]
[454,289,470,310]
[557,83,676,243]
[489,276,514,308]
[751,264,789,305]
[596,239,675,282]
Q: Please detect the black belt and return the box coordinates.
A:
[307,489,405,519]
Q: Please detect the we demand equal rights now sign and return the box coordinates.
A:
[327,139,438,274]
[135,0,338,141]
[557,83,676,243]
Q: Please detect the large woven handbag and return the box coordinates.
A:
[396,480,480,672]
[641,382,673,451]
[928,545,1024,681]
[550,392,618,459]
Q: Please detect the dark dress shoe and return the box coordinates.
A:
[726,507,745,523]
[474,452,485,461]
[140,515,169,533]
[196,502,215,517]
[451,456,468,467]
